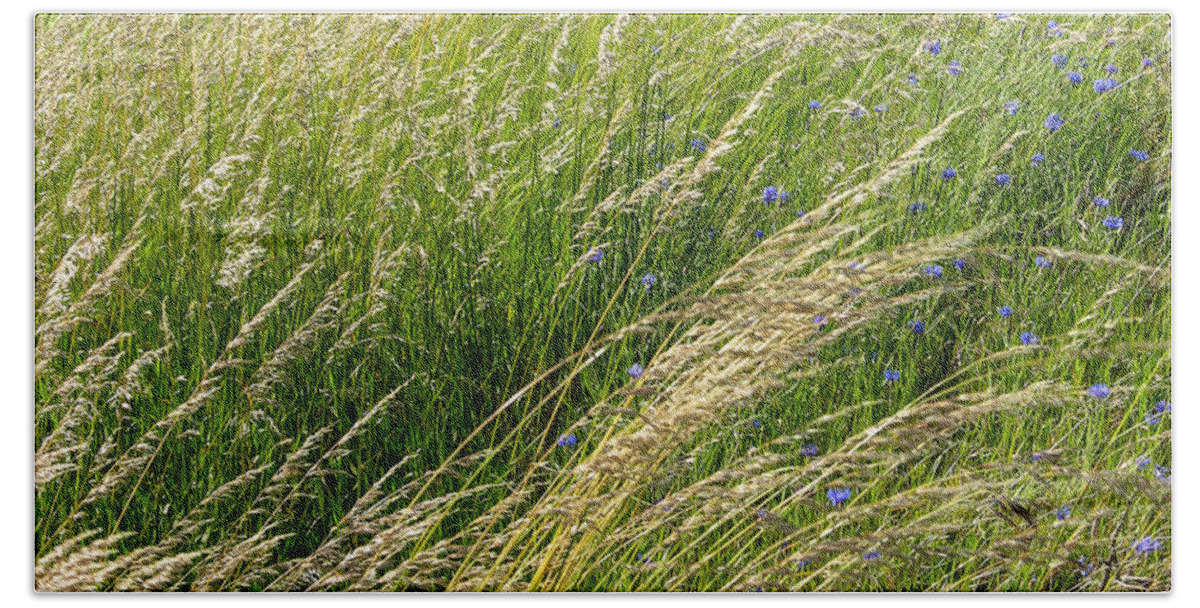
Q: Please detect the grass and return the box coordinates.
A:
[33,12,1170,591]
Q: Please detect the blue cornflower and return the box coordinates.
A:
[1055,506,1071,520]
[557,433,578,447]
[1067,71,1083,84]
[1136,455,1152,470]
[883,369,900,382]
[1003,101,1019,115]
[996,174,1011,186]
[1093,196,1110,207]
[997,13,1011,19]
[1078,557,1095,577]
[641,273,656,291]
[1051,54,1068,68]
[1130,149,1150,162]
[796,208,807,218]
[998,305,1014,317]
[909,320,925,334]
[1154,465,1171,481]
[587,248,604,263]
[752,419,762,429]
[808,100,821,109]
[826,487,853,506]
[1143,57,1153,67]
[952,260,966,269]
[942,167,957,180]
[874,104,888,113]
[1020,331,1038,345]
[1035,256,1052,268]
[863,551,881,561]
[1132,537,1162,555]
[1031,152,1045,167]
[628,363,645,379]
[660,178,669,188]
[1044,113,1065,132]
[924,264,944,278]
[947,60,963,76]
[1102,216,1124,230]
[797,559,812,570]
[690,138,707,153]
[1088,383,1111,399]
[762,186,779,204]
[909,201,927,213]
[1093,78,1118,93]
[780,190,792,203]
[907,73,919,85]
[851,107,867,118]
[707,227,718,239]
[1154,400,1171,414]
[1145,412,1161,426]
[754,229,764,240]
[928,40,941,55]
[1047,20,1058,29]
[553,117,562,129]
[800,444,819,457]
[1106,64,1118,74]
[663,112,673,121]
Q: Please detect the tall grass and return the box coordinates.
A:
[34,13,1170,591]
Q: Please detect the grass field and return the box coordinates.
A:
[33,12,1171,591]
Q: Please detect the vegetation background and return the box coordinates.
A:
[33,12,1170,591]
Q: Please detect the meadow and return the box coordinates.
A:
[33,13,1171,591]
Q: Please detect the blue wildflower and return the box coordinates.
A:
[800,444,819,457]
[808,100,821,109]
[628,363,645,379]
[1051,54,1068,68]
[1154,465,1171,481]
[952,260,966,269]
[1093,78,1117,93]
[851,107,866,118]
[863,551,881,561]
[752,420,762,430]
[1154,400,1171,414]
[1093,196,1110,207]
[1132,537,1162,555]
[707,227,717,239]
[797,559,812,570]
[814,315,827,328]
[663,112,673,121]
[1143,57,1153,67]
[907,73,919,85]
[587,248,604,263]
[909,201,927,213]
[883,369,900,382]
[947,60,963,76]
[924,264,944,278]
[557,433,578,447]
[941,167,957,180]
[1136,455,1152,470]
[909,320,925,334]
[552,117,562,129]
[1078,556,1095,578]
[762,186,779,204]
[1102,216,1123,230]
[874,104,888,113]
[1088,383,1111,399]
[754,229,764,240]
[780,190,791,203]
[641,273,656,291]
[1055,506,1071,520]
[998,305,1013,317]
[1106,64,1118,74]
[997,13,1011,19]
[1003,101,1020,115]
[690,138,707,153]
[1130,149,1150,162]
[996,174,1011,186]
[1145,412,1161,426]
[1020,331,1038,345]
[826,487,853,506]
[1067,71,1083,84]
[1031,152,1045,167]
[796,208,806,218]
[927,40,941,55]
[1035,256,1052,268]
[1044,113,1065,132]
[1047,20,1058,29]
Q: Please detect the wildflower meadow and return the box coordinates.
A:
[34,13,1170,591]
